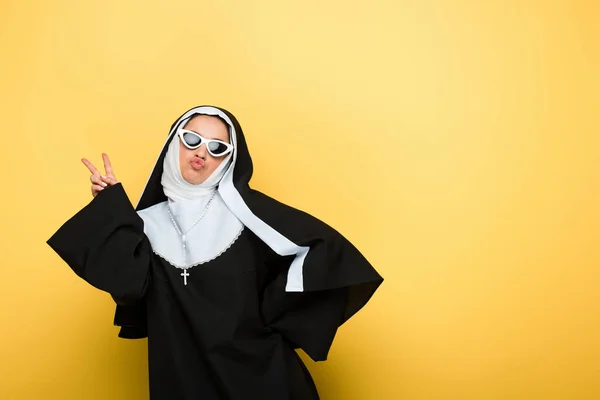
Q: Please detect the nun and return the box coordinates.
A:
[48,106,383,399]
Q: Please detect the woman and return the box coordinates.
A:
[48,105,383,399]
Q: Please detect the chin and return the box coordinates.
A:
[183,173,208,185]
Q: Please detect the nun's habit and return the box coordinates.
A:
[47,106,383,400]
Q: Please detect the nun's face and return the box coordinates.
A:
[179,115,230,185]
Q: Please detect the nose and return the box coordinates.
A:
[194,143,208,159]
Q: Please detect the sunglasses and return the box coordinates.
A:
[177,128,233,157]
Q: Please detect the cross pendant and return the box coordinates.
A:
[181,269,189,285]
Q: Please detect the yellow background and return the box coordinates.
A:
[1,0,599,399]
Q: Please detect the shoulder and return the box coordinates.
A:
[245,189,341,240]
[136,201,167,225]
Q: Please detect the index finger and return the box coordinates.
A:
[81,158,101,176]
[102,153,115,176]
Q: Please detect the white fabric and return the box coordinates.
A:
[138,193,244,268]
[136,106,309,291]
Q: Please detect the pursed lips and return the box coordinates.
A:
[191,158,205,169]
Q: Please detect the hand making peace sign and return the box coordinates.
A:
[81,153,119,198]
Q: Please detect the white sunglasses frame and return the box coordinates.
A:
[177,128,234,157]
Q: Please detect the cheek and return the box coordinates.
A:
[208,157,224,172]
[179,145,190,167]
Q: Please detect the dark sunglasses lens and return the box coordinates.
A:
[208,141,229,155]
[182,132,201,147]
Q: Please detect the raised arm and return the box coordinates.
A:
[48,154,152,302]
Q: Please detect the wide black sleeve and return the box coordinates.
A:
[47,183,151,303]
[254,192,383,362]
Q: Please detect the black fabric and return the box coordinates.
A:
[47,184,151,301]
[49,184,323,399]
[47,106,383,399]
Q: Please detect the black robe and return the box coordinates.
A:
[47,106,383,399]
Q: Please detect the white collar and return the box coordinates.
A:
[137,191,244,270]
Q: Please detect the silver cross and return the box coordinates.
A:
[181,269,189,285]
